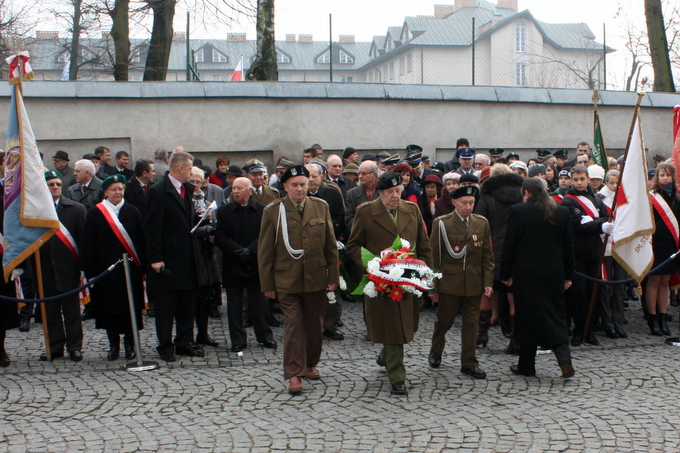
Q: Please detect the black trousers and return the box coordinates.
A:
[151,287,196,355]
[225,281,272,346]
[565,258,600,336]
[518,343,572,374]
[44,293,83,354]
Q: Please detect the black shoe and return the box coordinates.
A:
[231,344,247,352]
[196,334,219,347]
[571,336,582,347]
[107,346,120,361]
[461,367,487,379]
[159,353,177,362]
[561,365,576,379]
[390,381,407,395]
[616,329,628,339]
[242,316,253,328]
[261,340,277,349]
[81,307,95,321]
[176,343,205,358]
[69,350,83,362]
[584,333,600,346]
[428,350,441,368]
[337,320,344,327]
[342,294,357,302]
[147,308,156,318]
[323,329,345,341]
[510,365,535,377]
[604,329,619,339]
[124,344,136,360]
[39,351,64,361]
[18,320,30,332]
[267,317,282,328]
[376,356,386,368]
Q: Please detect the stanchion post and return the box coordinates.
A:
[121,253,158,371]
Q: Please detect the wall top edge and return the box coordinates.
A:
[2,82,678,108]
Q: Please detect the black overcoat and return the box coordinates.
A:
[124,177,149,215]
[500,201,575,346]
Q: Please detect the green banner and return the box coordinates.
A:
[592,112,609,172]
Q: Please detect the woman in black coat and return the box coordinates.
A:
[501,178,575,378]
[82,175,146,361]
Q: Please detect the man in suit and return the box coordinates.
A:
[145,151,203,362]
[51,151,74,187]
[347,172,433,395]
[258,165,339,394]
[306,163,345,341]
[40,170,87,362]
[125,158,155,214]
[152,148,169,184]
[94,146,116,176]
[428,185,494,379]
[454,148,477,176]
[327,155,356,198]
[344,160,380,234]
[243,160,279,206]
[64,159,102,211]
[215,177,276,352]
[113,151,135,179]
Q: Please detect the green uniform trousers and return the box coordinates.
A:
[430,293,481,368]
[379,344,405,384]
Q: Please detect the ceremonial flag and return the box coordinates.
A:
[611,111,654,282]
[3,55,60,281]
[592,111,609,172]
[230,56,244,81]
[673,105,680,172]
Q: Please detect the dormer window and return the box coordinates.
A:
[194,49,204,63]
[317,51,331,64]
[339,50,353,64]
[212,49,227,63]
[277,53,290,64]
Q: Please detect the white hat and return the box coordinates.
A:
[509,161,528,172]
[588,165,605,180]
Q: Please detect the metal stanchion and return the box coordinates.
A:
[121,253,159,371]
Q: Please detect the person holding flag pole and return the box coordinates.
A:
[3,52,61,363]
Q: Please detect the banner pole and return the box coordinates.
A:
[33,251,51,360]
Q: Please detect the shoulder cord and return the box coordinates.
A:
[275,202,305,260]
[438,219,467,270]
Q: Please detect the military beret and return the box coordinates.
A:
[101,174,127,190]
[553,149,568,159]
[459,173,479,184]
[45,169,62,180]
[456,147,476,159]
[281,165,309,183]
[243,161,265,174]
[361,153,377,162]
[451,185,479,199]
[536,149,552,158]
[489,148,504,157]
[82,153,99,160]
[376,172,403,190]
[342,147,357,160]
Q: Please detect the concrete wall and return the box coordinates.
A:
[1,82,678,171]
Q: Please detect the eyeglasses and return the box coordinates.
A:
[47,182,62,187]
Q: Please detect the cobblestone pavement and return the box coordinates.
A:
[2,297,680,452]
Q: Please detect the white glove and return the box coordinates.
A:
[580,215,593,225]
[602,222,615,235]
[10,268,23,281]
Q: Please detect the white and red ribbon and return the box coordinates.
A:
[650,192,680,248]
[565,194,599,218]
[6,52,34,85]
[96,202,141,268]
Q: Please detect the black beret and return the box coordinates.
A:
[451,185,479,199]
[459,173,479,184]
[45,170,62,180]
[376,172,403,190]
[281,165,309,183]
[225,164,244,176]
[101,174,127,190]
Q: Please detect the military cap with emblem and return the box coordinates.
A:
[281,164,310,183]
[376,172,403,190]
[45,169,63,180]
[455,147,476,160]
[101,173,127,190]
[506,152,520,160]
[451,185,479,199]
[553,149,568,159]
[243,160,265,174]
[406,144,423,154]
[489,148,504,157]
[361,153,377,162]
[381,153,400,165]
[406,152,422,166]
[536,149,552,158]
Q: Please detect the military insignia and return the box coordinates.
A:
[291,168,298,176]
[466,187,473,195]
[391,177,398,186]
[454,240,461,253]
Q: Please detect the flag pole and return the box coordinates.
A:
[583,91,645,342]
[33,251,51,360]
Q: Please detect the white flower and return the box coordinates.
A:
[327,291,337,304]
[403,285,423,297]
[400,239,411,249]
[367,258,381,273]
[339,276,347,291]
[388,267,404,279]
[364,281,378,298]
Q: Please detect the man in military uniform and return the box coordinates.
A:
[258,165,339,394]
[347,172,433,395]
[243,159,279,206]
[428,185,494,379]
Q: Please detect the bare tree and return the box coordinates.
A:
[142,0,175,81]
[0,0,40,73]
[644,0,676,92]
[247,0,277,81]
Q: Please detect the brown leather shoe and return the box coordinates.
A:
[288,376,303,394]
[306,366,321,380]
[561,365,575,379]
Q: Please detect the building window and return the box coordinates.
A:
[515,62,527,86]
[131,50,142,63]
[341,76,354,83]
[194,49,204,63]
[277,53,290,64]
[339,50,353,64]
[515,23,527,53]
[400,57,405,75]
[407,53,413,73]
[389,61,394,80]
[317,51,331,64]
[212,49,227,63]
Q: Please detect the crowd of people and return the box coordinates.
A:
[0,140,678,396]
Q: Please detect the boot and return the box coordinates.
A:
[106,331,120,361]
[658,313,671,336]
[477,310,492,347]
[504,315,521,355]
[647,314,662,336]
[123,334,136,360]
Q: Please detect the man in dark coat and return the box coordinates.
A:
[145,151,203,361]
[113,151,135,180]
[501,178,575,378]
[327,155,356,199]
[40,170,87,362]
[215,177,276,352]
[124,158,156,215]
[63,159,102,211]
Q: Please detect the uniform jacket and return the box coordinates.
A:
[430,211,494,297]
[40,197,86,294]
[144,175,198,290]
[64,176,102,211]
[347,199,433,344]
[252,185,280,207]
[258,196,339,294]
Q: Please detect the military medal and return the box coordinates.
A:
[454,241,461,253]
[473,234,478,247]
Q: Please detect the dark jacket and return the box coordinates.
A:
[64,176,102,211]
[328,174,356,199]
[144,175,198,290]
[124,177,150,215]
[215,199,264,285]
[309,185,345,240]
[560,186,608,262]
[475,172,524,280]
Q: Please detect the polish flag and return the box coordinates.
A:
[230,57,244,81]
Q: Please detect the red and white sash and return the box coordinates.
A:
[650,192,680,247]
[565,194,598,218]
[551,194,564,203]
[96,201,141,268]
[56,222,79,261]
